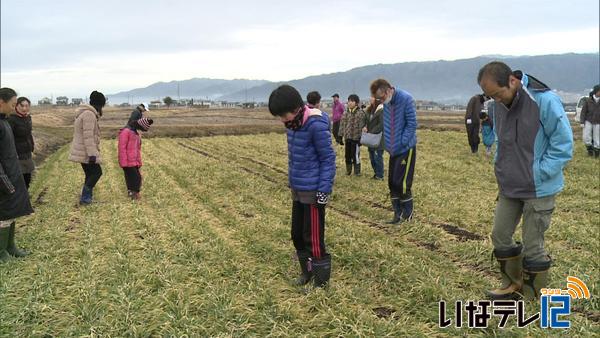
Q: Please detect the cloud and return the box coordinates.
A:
[1,0,598,98]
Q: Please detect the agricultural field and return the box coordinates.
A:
[0,128,597,336]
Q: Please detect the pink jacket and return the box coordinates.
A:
[332,100,345,122]
[118,128,142,167]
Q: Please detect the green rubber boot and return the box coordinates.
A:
[522,258,551,300]
[7,222,29,257]
[486,243,523,300]
[0,226,12,263]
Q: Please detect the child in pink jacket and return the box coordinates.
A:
[118,117,153,199]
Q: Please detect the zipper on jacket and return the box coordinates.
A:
[515,118,518,144]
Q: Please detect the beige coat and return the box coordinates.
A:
[68,104,102,164]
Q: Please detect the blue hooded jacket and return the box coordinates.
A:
[493,74,573,198]
[287,108,336,193]
[382,88,418,156]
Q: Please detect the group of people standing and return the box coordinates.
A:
[272,61,574,300]
[268,77,418,288]
[0,61,580,301]
[0,88,153,262]
[67,91,154,204]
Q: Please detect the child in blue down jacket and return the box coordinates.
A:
[268,85,336,288]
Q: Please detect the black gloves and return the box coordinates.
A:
[89,156,97,164]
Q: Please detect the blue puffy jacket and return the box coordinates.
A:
[383,88,418,156]
[493,74,573,198]
[287,108,336,193]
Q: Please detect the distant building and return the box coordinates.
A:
[56,96,69,105]
[38,97,52,105]
[71,98,83,106]
[150,100,162,109]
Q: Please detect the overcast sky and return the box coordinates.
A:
[1,0,598,99]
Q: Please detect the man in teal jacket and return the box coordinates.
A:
[478,62,573,300]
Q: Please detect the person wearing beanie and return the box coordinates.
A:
[0,87,33,262]
[127,103,149,127]
[118,117,153,200]
[68,90,105,205]
[580,84,600,157]
[8,97,35,189]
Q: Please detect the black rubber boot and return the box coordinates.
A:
[345,164,352,176]
[587,145,594,156]
[7,222,28,257]
[595,148,600,158]
[294,251,312,286]
[0,226,11,263]
[522,258,551,300]
[353,163,361,176]
[400,198,414,222]
[486,243,523,300]
[312,255,331,288]
[386,198,402,224]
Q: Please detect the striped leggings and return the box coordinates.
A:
[291,201,328,259]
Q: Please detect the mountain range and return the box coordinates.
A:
[108,53,599,104]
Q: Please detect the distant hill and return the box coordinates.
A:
[108,78,270,104]
[109,53,599,104]
[219,53,599,104]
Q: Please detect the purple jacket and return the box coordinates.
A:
[332,100,345,122]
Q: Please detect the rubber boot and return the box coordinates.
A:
[79,185,93,205]
[353,163,361,176]
[312,255,331,288]
[486,243,523,300]
[522,258,551,300]
[400,198,414,222]
[595,148,600,158]
[0,226,11,263]
[587,145,594,156]
[6,222,28,257]
[386,198,402,224]
[294,251,312,286]
[345,164,352,176]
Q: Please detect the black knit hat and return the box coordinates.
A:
[89,90,106,107]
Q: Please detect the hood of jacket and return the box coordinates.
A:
[75,104,99,119]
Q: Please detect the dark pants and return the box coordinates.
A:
[368,148,384,178]
[123,167,142,192]
[332,121,342,144]
[291,201,328,259]
[344,139,361,166]
[23,173,31,190]
[466,123,480,153]
[80,163,102,189]
[388,147,416,199]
